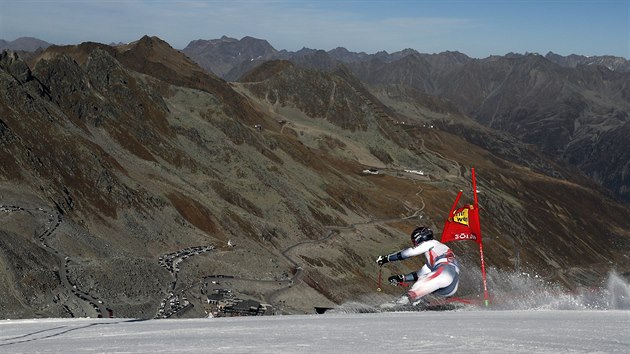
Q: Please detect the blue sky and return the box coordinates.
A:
[1,0,628,58]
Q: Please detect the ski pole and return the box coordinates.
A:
[377,267,382,292]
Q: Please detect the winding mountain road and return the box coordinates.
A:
[263,180,428,311]
[1,204,110,318]
[152,169,429,316]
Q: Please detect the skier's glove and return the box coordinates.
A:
[376,255,389,266]
[388,274,405,286]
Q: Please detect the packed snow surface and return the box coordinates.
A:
[1,310,629,353]
[2,272,629,352]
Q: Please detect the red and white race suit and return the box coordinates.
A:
[387,239,460,300]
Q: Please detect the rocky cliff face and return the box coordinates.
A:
[1,37,629,320]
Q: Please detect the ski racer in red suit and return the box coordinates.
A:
[376,227,459,304]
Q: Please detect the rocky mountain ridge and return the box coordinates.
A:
[545,51,630,72]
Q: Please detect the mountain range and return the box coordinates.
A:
[0,35,629,319]
[183,36,630,205]
[0,37,52,52]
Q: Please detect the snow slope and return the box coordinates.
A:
[1,310,629,353]
[2,272,629,353]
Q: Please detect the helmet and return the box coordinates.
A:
[411,227,433,246]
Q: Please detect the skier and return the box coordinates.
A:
[376,226,459,305]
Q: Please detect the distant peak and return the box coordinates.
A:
[132,35,172,49]
[215,36,237,43]
[241,36,263,41]
[238,60,293,82]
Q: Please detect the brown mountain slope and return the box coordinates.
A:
[0,37,629,320]
[238,60,294,83]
